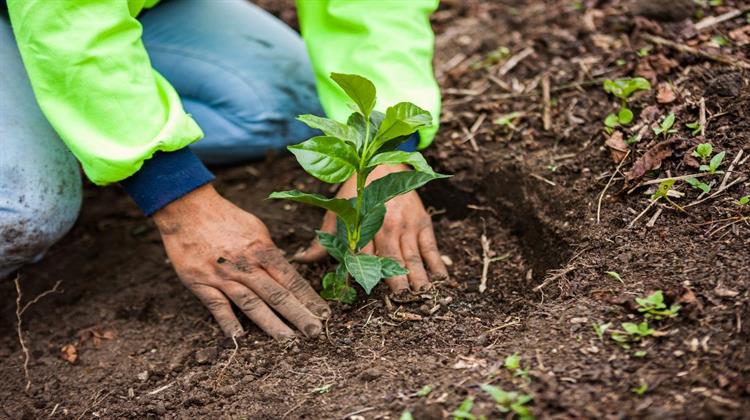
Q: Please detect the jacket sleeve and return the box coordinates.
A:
[296,0,441,149]
[7,0,204,186]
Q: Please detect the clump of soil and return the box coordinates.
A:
[2,0,749,418]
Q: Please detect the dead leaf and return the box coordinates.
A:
[76,326,115,348]
[635,61,657,84]
[729,25,750,46]
[650,54,680,74]
[61,344,77,364]
[677,287,698,305]
[591,33,619,51]
[605,131,628,163]
[714,286,739,298]
[656,83,677,103]
[452,356,487,370]
[626,138,682,182]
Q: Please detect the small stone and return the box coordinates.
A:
[194,347,218,365]
[630,0,694,22]
[707,72,743,97]
[440,255,453,266]
[137,371,149,382]
[359,367,383,382]
[570,317,588,324]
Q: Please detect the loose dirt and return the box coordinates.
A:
[1,0,749,418]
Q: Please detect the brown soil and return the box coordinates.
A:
[2,1,749,418]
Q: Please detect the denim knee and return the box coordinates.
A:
[0,159,82,278]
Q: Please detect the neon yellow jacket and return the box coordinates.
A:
[7,0,440,185]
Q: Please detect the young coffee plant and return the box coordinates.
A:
[602,77,651,134]
[269,73,448,304]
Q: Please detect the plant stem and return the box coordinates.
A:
[351,116,371,251]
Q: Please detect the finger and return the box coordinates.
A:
[220,281,295,339]
[401,234,431,292]
[192,284,244,337]
[255,247,331,319]
[374,234,409,294]
[293,211,337,263]
[236,270,323,338]
[418,227,449,281]
[361,242,375,255]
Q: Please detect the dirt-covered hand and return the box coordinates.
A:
[295,164,449,294]
[152,184,330,338]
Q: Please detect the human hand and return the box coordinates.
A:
[152,184,330,338]
[294,164,449,294]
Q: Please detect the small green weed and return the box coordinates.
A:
[693,143,713,162]
[686,120,703,136]
[593,322,612,341]
[452,396,476,420]
[611,321,655,347]
[686,177,711,193]
[504,353,530,380]
[481,384,534,420]
[602,77,651,134]
[635,291,681,320]
[652,112,677,138]
[416,385,433,397]
[632,382,649,396]
[700,151,725,174]
[738,196,750,206]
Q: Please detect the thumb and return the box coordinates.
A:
[293,212,337,263]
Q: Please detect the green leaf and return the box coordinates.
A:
[358,204,386,249]
[604,113,619,128]
[348,111,384,150]
[693,143,713,159]
[370,102,432,154]
[618,107,634,125]
[330,73,376,118]
[686,177,710,193]
[603,77,651,100]
[268,190,356,228]
[363,171,450,212]
[452,397,476,420]
[504,353,521,370]
[320,269,356,304]
[738,196,749,205]
[416,385,433,397]
[709,151,725,172]
[367,151,436,174]
[296,115,357,146]
[344,253,383,294]
[400,411,414,420]
[317,231,348,262]
[606,271,624,284]
[622,322,640,335]
[288,136,359,183]
[480,384,510,404]
[380,257,409,277]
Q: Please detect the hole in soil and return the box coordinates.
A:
[422,164,573,279]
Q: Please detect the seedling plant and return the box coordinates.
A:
[602,77,651,134]
[269,73,448,304]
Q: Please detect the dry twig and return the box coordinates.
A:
[642,34,750,70]
[597,150,630,224]
[14,276,62,392]
[542,74,552,131]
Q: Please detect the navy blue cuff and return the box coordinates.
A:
[120,148,214,216]
[397,133,419,152]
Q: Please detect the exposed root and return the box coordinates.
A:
[215,334,239,387]
[14,275,62,392]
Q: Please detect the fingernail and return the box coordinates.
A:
[316,306,331,319]
[304,323,322,338]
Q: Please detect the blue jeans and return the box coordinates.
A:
[0,0,324,277]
